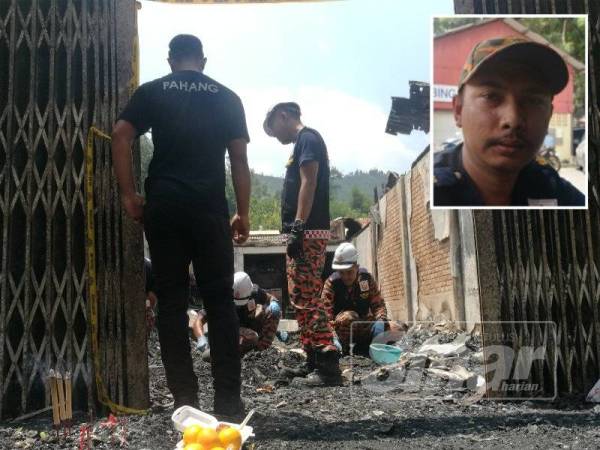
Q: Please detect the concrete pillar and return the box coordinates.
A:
[233,247,245,273]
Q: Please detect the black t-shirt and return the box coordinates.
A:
[281,127,330,231]
[433,144,585,207]
[118,70,249,215]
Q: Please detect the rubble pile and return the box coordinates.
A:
[1,323,600,449]
[351,322,485,403]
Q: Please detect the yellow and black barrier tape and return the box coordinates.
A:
[85,126,148,416]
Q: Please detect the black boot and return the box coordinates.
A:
[295,350,344,387]
[279,349,315,379]
[213,393,245,423]
[174,394,199,410]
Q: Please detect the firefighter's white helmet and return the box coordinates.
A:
[233,271,253,299]
[332,242,359,270]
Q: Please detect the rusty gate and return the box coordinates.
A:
[0,0,335,421]
[458,0,600,396]
[0,0,147,419]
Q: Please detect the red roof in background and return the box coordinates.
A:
[434,19,581,114]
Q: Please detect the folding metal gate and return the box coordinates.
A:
[460,0,600,395]
[0,0,147,419]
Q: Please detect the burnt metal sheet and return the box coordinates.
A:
[386,81,430,135]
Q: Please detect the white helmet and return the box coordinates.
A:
[332,242,358,270]
[233,272,253,299]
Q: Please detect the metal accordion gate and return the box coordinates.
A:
[0,0,147,419]
[458,0,600,396]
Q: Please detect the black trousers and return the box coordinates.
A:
[144,197,241,401]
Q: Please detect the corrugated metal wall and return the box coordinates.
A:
[461,0,600,395]
[0,0,147,419]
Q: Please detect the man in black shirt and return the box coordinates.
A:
[263,102,342,386]
[112,34,250,419]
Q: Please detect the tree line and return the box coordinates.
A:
[139,136,386,231]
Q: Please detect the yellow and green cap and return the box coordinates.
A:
[458,36,569,95]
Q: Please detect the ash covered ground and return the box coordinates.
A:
[2,324,599,450]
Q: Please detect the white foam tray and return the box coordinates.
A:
[171,406,254,449]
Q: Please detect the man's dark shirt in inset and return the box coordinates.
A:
[433,144,585,207]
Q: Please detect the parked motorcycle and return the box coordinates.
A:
[537,146,561,172]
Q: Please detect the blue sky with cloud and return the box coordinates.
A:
[138,0,454,176]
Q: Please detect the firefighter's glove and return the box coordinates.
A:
[287,220,305,260]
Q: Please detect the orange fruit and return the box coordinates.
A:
[218,426,242,450]
[184,444,205,450]
[215,423,229,433]
[183,425,204,445]
[196,427,219,448]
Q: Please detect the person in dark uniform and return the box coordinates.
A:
[434,37,584,207]
[263,102,342,387]
[111,34,250,419]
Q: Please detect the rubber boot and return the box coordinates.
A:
[295,350,344,387]
[279,348,315,379]
[174,394,199,410]
[213,393,245,423]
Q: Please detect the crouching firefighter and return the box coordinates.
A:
[193,272,282,359]
[322,243,391,355]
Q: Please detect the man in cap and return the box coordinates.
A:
[112,34,250,419]
[192,272,283,357]
[434,37,585,206]
[263,102,343,386]
[321,243,394,355]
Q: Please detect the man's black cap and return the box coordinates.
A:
[169,34,204,60]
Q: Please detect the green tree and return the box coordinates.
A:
[249,195,280,231]
[520,17,585,117]
[225,158,237,215]
[330,199,363,220]
[350,186,370,213]
[330,166,343,199]
[139,135,153,194]
[434,18,486,36]
[140,144,379,230]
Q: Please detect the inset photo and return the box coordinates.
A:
[431,16,587,209]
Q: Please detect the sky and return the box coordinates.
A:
[137,0,455,177]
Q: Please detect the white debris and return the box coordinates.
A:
[417,333,469,356]
[471,351,485,364]
[426,367,472,383]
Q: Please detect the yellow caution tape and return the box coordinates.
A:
[85,126,148,416]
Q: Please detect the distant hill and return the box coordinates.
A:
[332,169,388,204]
[140,137,389,228]
[253,173,284,197]
[253,168,388,204]
[140,136,388,204]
